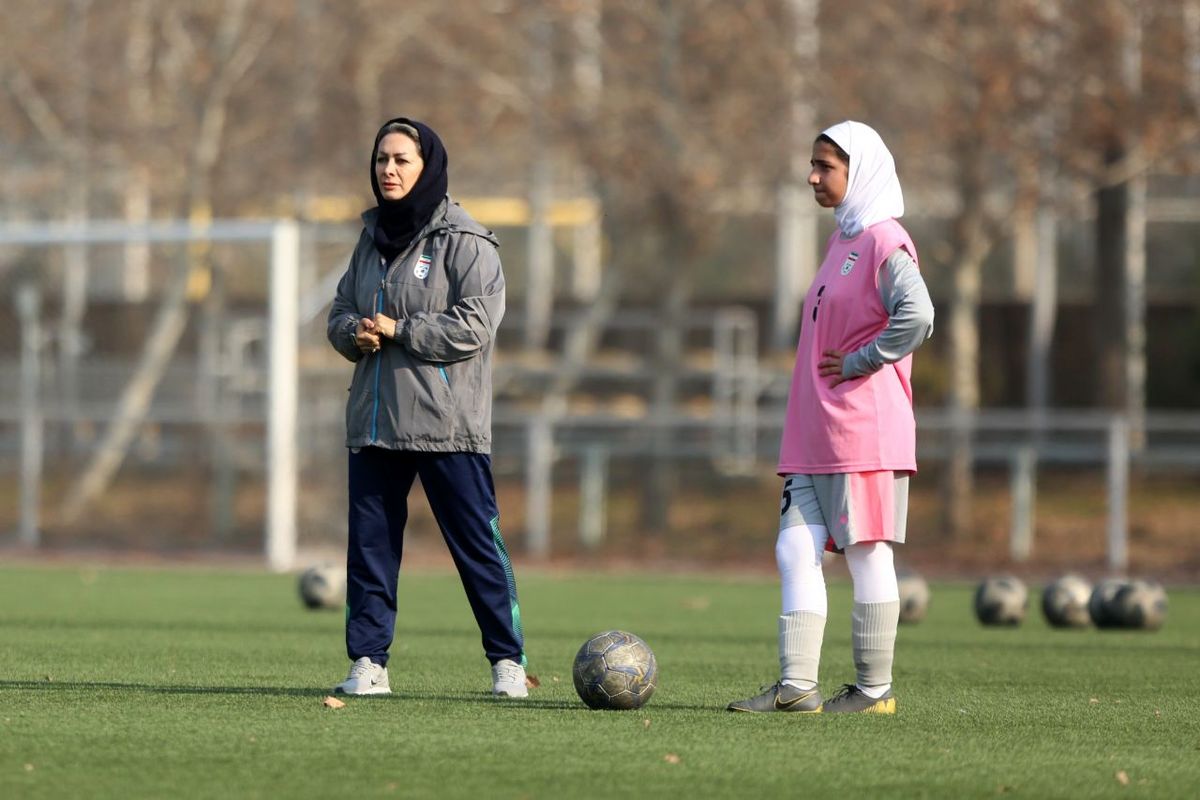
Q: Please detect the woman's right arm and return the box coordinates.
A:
[327,249,365,363]
[841,247,934,378]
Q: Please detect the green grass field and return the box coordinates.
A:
[1,564,1197,799]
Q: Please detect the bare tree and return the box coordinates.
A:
[847,2,1038,538]
[772,0,821,351]
[575,1,790,534]
[525,8,556,351]
[122,0,154,301]
[1075,1,1200,447]
[63,0,277,522]
[4,0,1199,550]
[1090,0,1146,451]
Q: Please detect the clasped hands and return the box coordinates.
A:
[354,313,399,354]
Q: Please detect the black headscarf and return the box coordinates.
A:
[370,117,449,261]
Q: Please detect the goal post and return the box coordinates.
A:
[267,221,299,572]
[0,219,301,572]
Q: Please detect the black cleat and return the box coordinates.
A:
[727,682,823,713]
[820,683,896,714]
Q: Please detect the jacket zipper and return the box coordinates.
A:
[370,268,385,442]
[368,234,441,442]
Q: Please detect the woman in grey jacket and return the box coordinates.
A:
[326,117,527,698]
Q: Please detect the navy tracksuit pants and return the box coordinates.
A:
[345,447,525,668]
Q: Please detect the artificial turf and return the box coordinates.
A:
[1,564,1197,798]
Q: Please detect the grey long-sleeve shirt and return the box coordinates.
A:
[842,247,935,378]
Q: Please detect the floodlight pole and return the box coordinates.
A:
[267,220,300,572]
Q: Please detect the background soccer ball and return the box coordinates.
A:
[572,630,658,710]
[1112,579,1168,630]
[897,571,930,624]
[973,575,1027,626]
[298,563,346,610]
[1041,574,1093,628]
[1088,577,1129,628]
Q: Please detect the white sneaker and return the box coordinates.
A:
[491,658,528,698]
[333,657,391,695]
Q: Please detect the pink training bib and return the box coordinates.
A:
[778,218,920,474]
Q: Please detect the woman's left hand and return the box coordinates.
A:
[373,312,398,340]
[818,349,848,386]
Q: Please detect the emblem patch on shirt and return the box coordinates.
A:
[414,253,432,279]
[840,252,860,276]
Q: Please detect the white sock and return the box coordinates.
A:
[776,525,829,691]
[846,543,899,691]
[844,541,899,604]
[777,524,829,616]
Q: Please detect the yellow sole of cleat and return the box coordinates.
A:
[864,697,896,714]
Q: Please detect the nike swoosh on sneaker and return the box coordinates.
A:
[775,689,817,710]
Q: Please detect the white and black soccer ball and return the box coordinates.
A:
[298,563,347,610]
[1041,574,1093,628]
[1088,577,1129,628]
[1112,579,1168,631]
[974,575,1027,626]
[572,630,658,710]
[897,572,931,624]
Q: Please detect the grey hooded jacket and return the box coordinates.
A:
[327,198,504,452]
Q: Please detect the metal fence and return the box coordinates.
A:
[3,220,1199,572]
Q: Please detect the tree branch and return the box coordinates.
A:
[4,67,72,145]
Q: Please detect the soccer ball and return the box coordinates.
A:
[1041,574,1093,628]
[572,630,658,711]
[897,572,930,624]
[298,563,346,610]
[1088,577,1129,628]
[1112,579,1168,631]
[973,576,1027,626]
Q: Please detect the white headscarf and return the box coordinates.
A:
[821,120,904,238]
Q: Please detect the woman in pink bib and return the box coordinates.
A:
[728,121,934,715]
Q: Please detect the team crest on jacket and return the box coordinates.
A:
[840,252,860,276]
[414,253,432,279]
